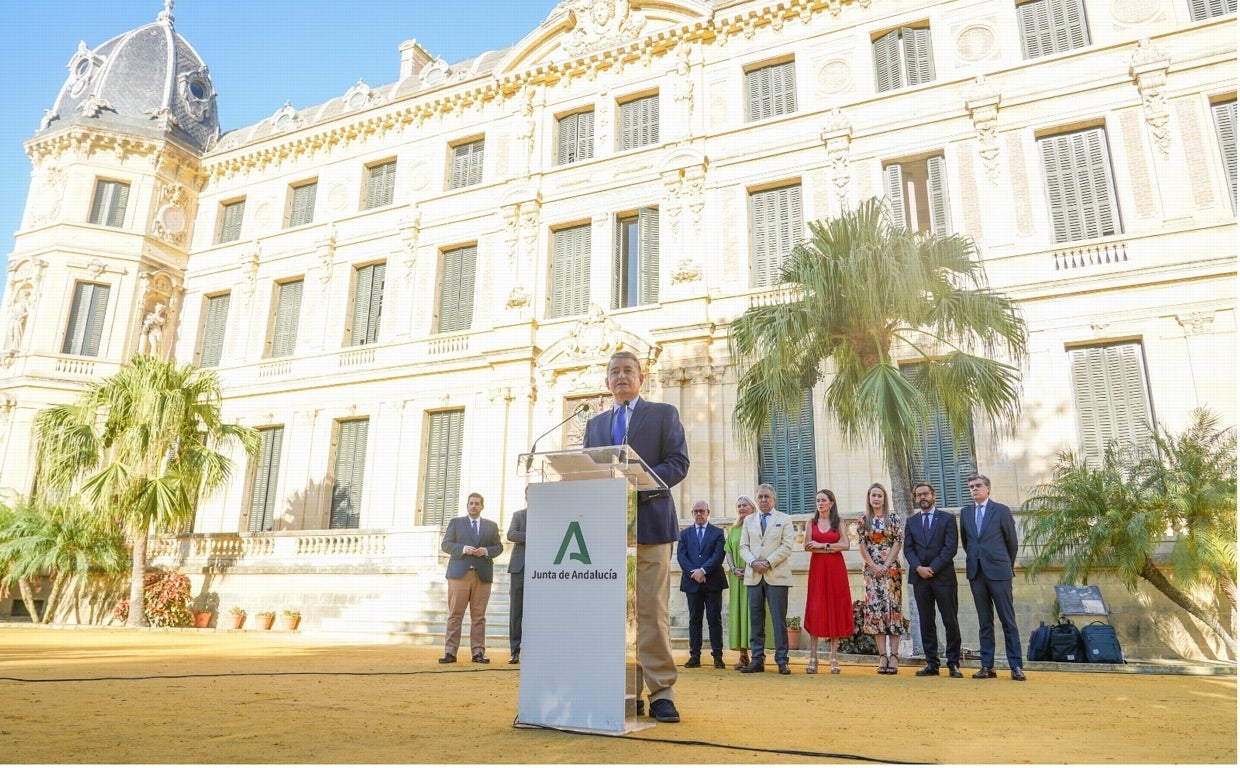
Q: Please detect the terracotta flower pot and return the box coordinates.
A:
[222,613,245,630]
[787,628,802,649]
[193,612,213,629]
[255,614,275,630]
[276,615,301,631]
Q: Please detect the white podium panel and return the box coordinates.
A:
[517,477,637,734]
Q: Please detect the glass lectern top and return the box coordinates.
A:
[518,445,666,491]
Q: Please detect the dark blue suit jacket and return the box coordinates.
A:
[441,515,504,581]
[583,396,689,544]
[677,522,728,593]
[904,508,959,585]
[959,500,1018,582]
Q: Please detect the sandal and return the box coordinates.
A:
[830,655,840,674]
[886,653,899,675]
[806,658,818,674]
[877,654,889,674]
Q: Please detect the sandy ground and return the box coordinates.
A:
[0,626,1234,765]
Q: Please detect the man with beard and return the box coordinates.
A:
[903,482,963,678]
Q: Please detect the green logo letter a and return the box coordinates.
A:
[553,521,591,565]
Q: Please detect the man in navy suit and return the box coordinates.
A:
[677,500,728,669]
[583,350,690,724]
[904,482,963,678]
[439,492,504,664]
[959,474,1026,681]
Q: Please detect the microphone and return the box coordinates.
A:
[525,403,590,470]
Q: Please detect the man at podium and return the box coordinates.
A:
[584,350,690,724]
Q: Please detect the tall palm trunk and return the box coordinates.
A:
[125,530,149,627]
[887,449,920,654]
[18,576,41,623]
[40,572,67,624]
[1140,557,1236,657]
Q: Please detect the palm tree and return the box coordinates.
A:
[1023,420,1237,658]
[32,354,259,627]
[730,198,1028,515]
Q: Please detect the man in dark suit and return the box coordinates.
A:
[505,501,527,665]
[904,482,963,678]
[583,350,690,724]
[439,492,504,664]
[677,500,728,670]
[960,474,1026,681]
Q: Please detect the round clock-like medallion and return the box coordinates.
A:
[157,204,186,234]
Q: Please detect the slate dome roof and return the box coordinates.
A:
[42,6,219,153]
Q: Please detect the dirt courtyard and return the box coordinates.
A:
[0,626,1234,764]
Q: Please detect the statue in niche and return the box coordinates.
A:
[5,291,30,352]
[140,303,167,357]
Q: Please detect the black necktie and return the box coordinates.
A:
[923,513,931,536]
[472,518,479,543]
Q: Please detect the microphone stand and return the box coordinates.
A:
[524,403,589,472]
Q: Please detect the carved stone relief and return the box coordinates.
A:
[28,166,67,228]
[1129,39,1171,158]
[821,108,853,211]
[964,75,1002,185]
[563,0,648,57]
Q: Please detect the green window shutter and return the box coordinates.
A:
[1069,343,1154,466]
[1019,0,1088,58]
[619,96,658,150]
[745,65,772,122]
[612,217,625,310]
[199,293,231,367]
[62,282,110,356]
[451,141,484,188]
[438,246,476,333]
[1018,0,1052,59]
[873,29,903,93]
[330,419,368,530]
[1056,0,1091,52]
[365,161,396,209]
[270,280,304,357]
[557,113,577,165]
[289,182,317,227]
[772,61,797,117]
[577,111,595,162]
[926,155,952,237]
[89,180,129,227]
[1213,100,1237,212]
[637,207,659,305]
[88,180,107,225]
[884,163,907,229]
[1189,0,1234,20]
[350,264,385,346]
[219,200,245,243]
[248,426,284,532]
[422,410,464,527]
[900,364,977,507]
[1039,128,1121,243]
[750,185,803,288]
[902,27,935,86]
[758,390,817,516]
[550,225,590,318]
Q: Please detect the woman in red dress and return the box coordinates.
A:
[802,489,854,674]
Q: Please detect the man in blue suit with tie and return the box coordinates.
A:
[584,350,690,724]
[904,482,963,678]
[960,474,1026,681]
[677,500,728,669]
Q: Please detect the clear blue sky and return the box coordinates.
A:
[0,0,557,296]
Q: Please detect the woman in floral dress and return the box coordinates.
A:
[855,482,904,674]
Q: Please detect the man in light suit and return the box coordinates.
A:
[583,350,690,724]
[959,474,1026,681]
[439,492,504,664]
[904,482,963,678]
[738,483,797,675]
[677,500,728,669]
[505,499,527,665]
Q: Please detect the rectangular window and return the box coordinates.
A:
[437,245,477,334]
[750,184,803,288]
[198,293,230,368]
[88,180,129,227]
[268,279,304,358]
[745,60,797,122]
[330,418,369,530]
[348,263,385,346]
[873,26,935,93]
[287,181,317,228]
[1069,342,1155,465]
[884,155,952,236]
[613,208,659,308]
[422,410,464,526]
[248,426,284,533]
[1188,0,1236,20]
[549,224,591,318]
[1212,99,1237,212]
[557,111,595,165]
[62,281,110,357]
[617,94,659,151]
[1038,126,1122,243]
[900,363,977,508]
[218,199,245,243]
[1018,0,1091,59]
[450,139,485,189]
[364,160,397,209]
[758,390,817,516]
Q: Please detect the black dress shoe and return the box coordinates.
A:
[739,660,765,673]
[713,657,726,669]
[777,663,791,675]
[1011,668,1027,681]
[508,653,520,665]
[947,664,963,678]
[438,653,456,664]
[915,665,941,677]
[683,657,701,668]
[972,667,997,679]
[636,700,645,717]
[472,653,490,664]
[648,698,680,723]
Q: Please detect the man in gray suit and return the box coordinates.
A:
[960,474,1025,681]
[439,492,504,664]
[506,500,527,665]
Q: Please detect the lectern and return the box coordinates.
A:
[513,445,665,734]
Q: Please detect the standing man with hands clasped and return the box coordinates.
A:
[439,493,503,664]
[677,500,728,670]
[583,350,690,724]
[960,474,1026,681]
[739,483,797,675]
[904,482,963,678]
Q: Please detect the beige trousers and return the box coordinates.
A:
[635,542,677,703]
[444,570,491,657]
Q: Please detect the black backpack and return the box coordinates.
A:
[1027,621,1053,662]
[1081,621,1125,664]
[1049,616,1086,662]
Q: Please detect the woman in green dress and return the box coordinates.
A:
[723,494,757,669]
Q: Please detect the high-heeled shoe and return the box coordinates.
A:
[877,654,889,674]
[830,655,840,674]
[806,658,818,674]
[886,653,899,675]
[733,650,750,671]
